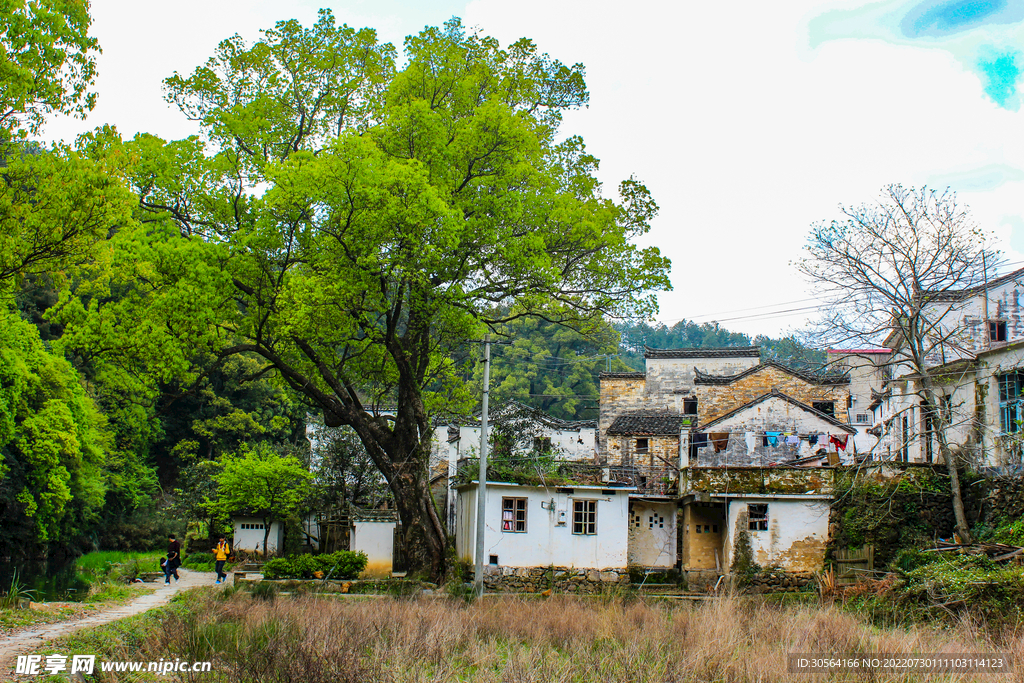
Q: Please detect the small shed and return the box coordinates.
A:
[232,516,284,555]
[350,509,398,578]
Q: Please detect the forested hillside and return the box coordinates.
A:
[466,319,825,421]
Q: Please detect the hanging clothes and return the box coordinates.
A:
[745,431,757,455]
[808,434,818,446]
[765,431,782,447]
[829,434,848,451]
[691,432,708,449]
[709,432,730,453]
[762,435,769,447]
[785,435,801,446]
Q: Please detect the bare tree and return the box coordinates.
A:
[798,184,996,544]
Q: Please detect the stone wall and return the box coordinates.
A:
[606,434,680,468]
[696,365,850,425]
[684,467,833,495]
[748,570,815,594]
[482,565,630,593]
[598,375,646,454]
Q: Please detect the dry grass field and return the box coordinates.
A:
[44,587,1024,682]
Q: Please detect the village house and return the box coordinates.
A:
[452,346,859,588]
[851,266,1024,468]
[598,346,853,580]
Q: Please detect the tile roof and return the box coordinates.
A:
[693,361,849,386]
[644,346,761,359]
[925,266,1024,302]
[606,413,690,436]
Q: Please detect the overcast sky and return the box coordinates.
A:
[44,0,1024,338]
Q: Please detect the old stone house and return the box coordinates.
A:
[598,346,855,580]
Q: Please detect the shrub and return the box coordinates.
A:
[261,551,367,580]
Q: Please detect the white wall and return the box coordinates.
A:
[232,517,283,555]
[451,425,596,461]
[456,483,630,569]
[721,496,830,573]
[351,520,396,578]
[627,500,677,568]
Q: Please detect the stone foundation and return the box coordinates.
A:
[482,565,630,593]
[748,570,814,594]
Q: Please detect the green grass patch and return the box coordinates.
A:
[77,551,164,575]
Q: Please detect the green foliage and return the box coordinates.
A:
[973,516,1024,546]
[0,0,98,135]
[0,143,132,292]
[308,421,390,511]
[213,443,312,550]
[730,528,760,585]
[480,317,625,420]
[53,13,671,577]
[617,321,825,374]
[261,551,368,580]
[0,569,36,608]
[76,551,164,576]
[0,309,113,550]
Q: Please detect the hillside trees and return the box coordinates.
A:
[53,14,670,578]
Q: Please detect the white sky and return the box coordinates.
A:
[44,0,1024,338]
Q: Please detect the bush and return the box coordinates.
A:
[261,551,367,580]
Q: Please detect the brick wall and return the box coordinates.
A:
[697,365,850,425]
[606,434,679,468]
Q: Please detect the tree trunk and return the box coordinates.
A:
[262,518,272,559]
[389,459,446,580]
[920,383,974,543]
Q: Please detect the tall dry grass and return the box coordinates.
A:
[105,590,1023,682]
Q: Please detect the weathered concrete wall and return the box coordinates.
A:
[921,274,1024,364]
[351,520,395,578]
[681,502,726,570]
[684,467,833,495]
[697,365,850,426]
[627,500,677,568]
[723,497,830,572]
[482,565,630,593]
[645,356,760,402]
[455,483,630,569]
[692,395,854,466]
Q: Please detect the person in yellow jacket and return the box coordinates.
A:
[212,537,230,584]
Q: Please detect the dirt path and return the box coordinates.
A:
[0,568,213,672]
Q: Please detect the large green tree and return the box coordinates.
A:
[214,443,312,558]
[55,14,670,578]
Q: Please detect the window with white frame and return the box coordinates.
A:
[501,497,527,532]
[572,499,597,535]
[240,523,265,530]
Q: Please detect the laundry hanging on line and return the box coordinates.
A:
[691,432,708,449]
[830,434,848,451]
[709,432,730,453]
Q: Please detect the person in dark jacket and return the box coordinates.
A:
[166,535,181,584]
